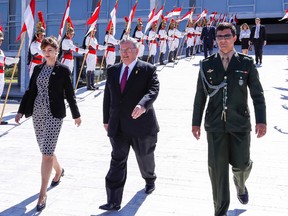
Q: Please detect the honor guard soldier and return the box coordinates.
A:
[167,19,185,61]
[173,21,185,59]
[59,17,87,73]
[120,16,130,40]
[132,18,147,60]
[104,22,120,68]
[158,15,168,65]
[147,21,158,65]
[82,27,107,90]
[0,26,19,124]
[185,20,196,57]
[195,21,203,53]
[28,11,45,78]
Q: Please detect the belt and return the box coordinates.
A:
[63,50,73,60]
[107,47,115,52]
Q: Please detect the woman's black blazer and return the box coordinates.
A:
[18,61,80,119]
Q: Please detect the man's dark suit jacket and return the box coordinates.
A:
[18,61,80,119]
[250,25,266,43]
[103,59,160,138]
[200,26,216,45]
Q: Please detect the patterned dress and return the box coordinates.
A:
[32,65,63,155]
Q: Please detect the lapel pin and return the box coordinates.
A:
[135,70,138,74]
[207,69,214,73]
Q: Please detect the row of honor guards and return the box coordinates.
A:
[1,11,209,93]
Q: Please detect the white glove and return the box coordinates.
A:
[5,57,19,65]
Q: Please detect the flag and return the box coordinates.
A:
[109,1,119,36]
[165,7,182,18]
[16,0,36,45]
[177,8,194,23]
[151,6,164,23]
[86,0,101,35]
[195,9,208,24]
[209,12,217,22]
[144,7,156,33]
[126,2,138,32]
[58,0,71,41]
[144,5,164,33]
[279,9,288,21]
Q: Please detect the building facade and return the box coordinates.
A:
[0,0,287,92]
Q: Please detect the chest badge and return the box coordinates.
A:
[207,69,214,73]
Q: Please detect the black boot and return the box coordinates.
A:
[174,49,178,60]
[86,71,91,90]
[190,46,194,56]
[86,71,95,90]
[160,53,165,65]
[90,71,97,90]
[148,55,155,65]
[186,47,190,57]
[168,51,174,62]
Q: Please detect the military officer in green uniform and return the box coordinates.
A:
[191,22,267,216]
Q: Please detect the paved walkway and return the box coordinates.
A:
[0,45,288,216]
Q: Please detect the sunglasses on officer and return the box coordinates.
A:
[216,34,233,40]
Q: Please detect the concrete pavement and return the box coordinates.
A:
[0,45,288,216]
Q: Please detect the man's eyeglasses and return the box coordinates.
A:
[119,48,135,53]
[216,34,233,40]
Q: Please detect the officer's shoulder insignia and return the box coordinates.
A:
[207,69,214,73]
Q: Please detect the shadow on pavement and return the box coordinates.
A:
[0,193,40,216]
[227,208,246,216]
[91,189,148,216]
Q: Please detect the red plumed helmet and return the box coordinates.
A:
[37,11,46,29]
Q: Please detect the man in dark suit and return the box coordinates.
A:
[200,20,216,58]
[192,22,266,216]
[100,38,160,211]
[250,18,267,66]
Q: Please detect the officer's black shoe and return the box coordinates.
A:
[145,183,155,194]
[237,187,249,204]
[99,203,121,211]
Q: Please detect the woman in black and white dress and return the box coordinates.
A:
[15,36,81,211]
[239,23,251,55]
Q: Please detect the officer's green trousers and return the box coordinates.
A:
[207,132,253,216]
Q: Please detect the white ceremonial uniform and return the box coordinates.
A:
[195,26,202,46]
[148,30,158,56]
[158,29,168,54]
[186,27,196,48]
[0,49,19,97]
[61,37,86,73]
[28,40,44,78]
[104,34,119,66]
[85,35,106,71]
[134,30,147,58]
[174,29,184,50]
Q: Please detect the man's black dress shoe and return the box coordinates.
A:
[145,183,155,194]
[36,196,47,211]
[51,168,64,187]
[0,121,8,125]
[237,187,249,204]
[99,203,121,211]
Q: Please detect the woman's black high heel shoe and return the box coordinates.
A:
[36,196,47,211]
[51,168,64,187]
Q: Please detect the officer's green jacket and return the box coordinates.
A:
[192,52,266,132]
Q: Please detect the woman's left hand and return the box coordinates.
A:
[74,117,81,127]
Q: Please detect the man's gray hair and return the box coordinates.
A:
[120,37,138,48]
